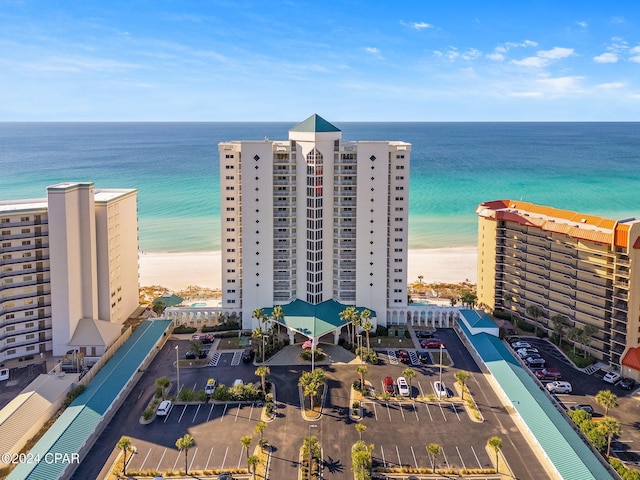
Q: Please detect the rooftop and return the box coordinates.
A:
[289,114,341,133]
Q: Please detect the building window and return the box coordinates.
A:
[21,228,30,234]
[225,154,234,158]
[25,322,34,328]
[22,240,31,246]
[25,311,34,316]
[26,334,35,340]
[26,346,35,351]
[23,264,32,269]
[1,242,10,248]
[6,325,15,331]
[225,176,235,180]
[6,338,15,344]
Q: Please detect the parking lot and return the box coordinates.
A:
[73,330,551,480]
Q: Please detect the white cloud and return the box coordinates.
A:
[486,52,505,61]
[593,52,618,63]
[630,46,640,54]
[509,91,543,97]
[537,76,583,93]
[461,48,482,60]
[630,55,640,64]
[631,94,640,99]
[505,40,538,48]
[400,21,433,30]
[365,47,380,55]
[512,56,547,67]
[488,40,537,62]
[597,82,625,89]
[537,47,574,59]
[576,21,588,28]
[610,16,625,24]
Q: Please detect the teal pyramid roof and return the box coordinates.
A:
[290,114,341,133]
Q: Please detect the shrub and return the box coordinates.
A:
[374,325,388,337]
[178,387,196,402]
[155,386,163,398]
[202,321,240,333]
[173,325,197,334]
[301,348,325,362]
[142,408,154,420]
[63,385,86,408]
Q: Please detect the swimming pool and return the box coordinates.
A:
[191,302,207,307]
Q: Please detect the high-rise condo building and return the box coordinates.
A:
[219,114,411,330]
[476,199,640,369]
[0,182,139,361]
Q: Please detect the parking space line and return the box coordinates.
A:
[387,350,399,365]
[456,446,466,469]
[163,405,173,424]
[438,403,447,421]
[231,351,242,366]
[452,402,461,421]
[385,402,391,421]
[235,404,241,422]
[471,446,482,468]
[205,447,214,470]
[398,402,406,422]
[412,403,419,422]
[441,447,450,469]
[172,449,180,471]
[424,402,433,421]
[395,446,402,467]
[138,448,151,471]
[380,446,387,468]
[156,448,167,471]
[221,446,228,469]
[220,404,228,422]
[192,404,201,423]
[177,404,188,423]
[237,446,243,468]
[207,403,215,422]
[189,447,198,472]
[372,401,378,420]
[411,446,418,468]
[418,381,426,398]
[248,402,254,420]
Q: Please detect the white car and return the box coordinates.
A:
[397,376,410,397]
[433,381,447,398]
[205,378,216,395]
[232,379,244,388]
[511,341,531,349]
[516,348,538,357]
[546,381,572,394]
[156,400,172,417]
[603,372,621,384]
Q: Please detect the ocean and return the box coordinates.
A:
[1,122,639,252]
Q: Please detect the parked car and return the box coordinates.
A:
[618,377,636,390]
[302,339,313,350]
[217,473,235,480]
[570,404,594,414]
[398,349,410,363]
[526,357,546,369]
[156,400,172,417]
[198,349,209,359]
[535,368,562,380]
[508,336,522,345]
[546,381,572,394]
[242,348,255,362]
[603,372,622,384]
[192,333,214,344]
[205,378,216,395]
[422,339,445,349]
[417,351,430,364]
[232,379,244,388]
[383,376,395,394]
[397,376,410,397]
[521,352,542,361]
[415,330,434,338]
[0,368,9,382]
[511,341,531,349]
[185,350,197,360]
[516,347,538,357]
[433,381,447,398]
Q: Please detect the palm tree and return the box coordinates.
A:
[427,443,441,473]
[351,440,373,480]
[247,454,260,479]
[255,421,267,441]
[578,324,598,358]
[116,436,132,476]
[189,339,203,357]
[255,365,270,395]
[356,365,368,392]
[503,293,515,326]
[299,370,325,412]
[175,433,195,475]
[455,370,470,400]
[355,423,366,441]
[272,304,284,339]
[566,326,581,355]
[417,274,424,286]
[595,389,619,417]
[487,436,503,473]
[599,416,622,457]
[240,435,252,460]
[251,326,265,361]
[551,314,567,346]
[526,304,543,334]
[450,297,458,307]
[339,306,357,345]
[361,309,373,353]
[402,367,417,394]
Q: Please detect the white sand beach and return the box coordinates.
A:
[139,247,477,291]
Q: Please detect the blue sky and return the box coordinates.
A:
[1,1,639,121]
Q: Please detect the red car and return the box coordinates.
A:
[302,339,313,350]
[535,368,562,380]
[397,349,410,363]
[191,333,214,344]
[421,339,445,349]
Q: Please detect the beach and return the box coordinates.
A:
[139,247,477,291]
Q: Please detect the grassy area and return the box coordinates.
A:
[372,336,414,348]
[217,337,248,350]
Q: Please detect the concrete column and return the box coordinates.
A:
[288,329,295,345]
[333,329,340,344]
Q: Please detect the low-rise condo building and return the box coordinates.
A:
[0,182,139,362]
[476,199,640,371]
[218,114,411,333]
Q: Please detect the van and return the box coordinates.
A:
[156,400,172,417]
[0,368,8,382]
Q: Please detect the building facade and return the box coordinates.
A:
[476,199,640,368]
[0,182,139,361]
[219,114,411,329]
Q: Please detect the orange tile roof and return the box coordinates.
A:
[622,347,640,372]
[477,200,632,248]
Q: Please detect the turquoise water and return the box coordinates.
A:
[1,122,639,252]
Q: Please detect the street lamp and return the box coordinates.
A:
[356,334,363,365]
[439,344,444,387]
[175,344,180,395]
[308,423,317,480]
[262,334,268,364]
